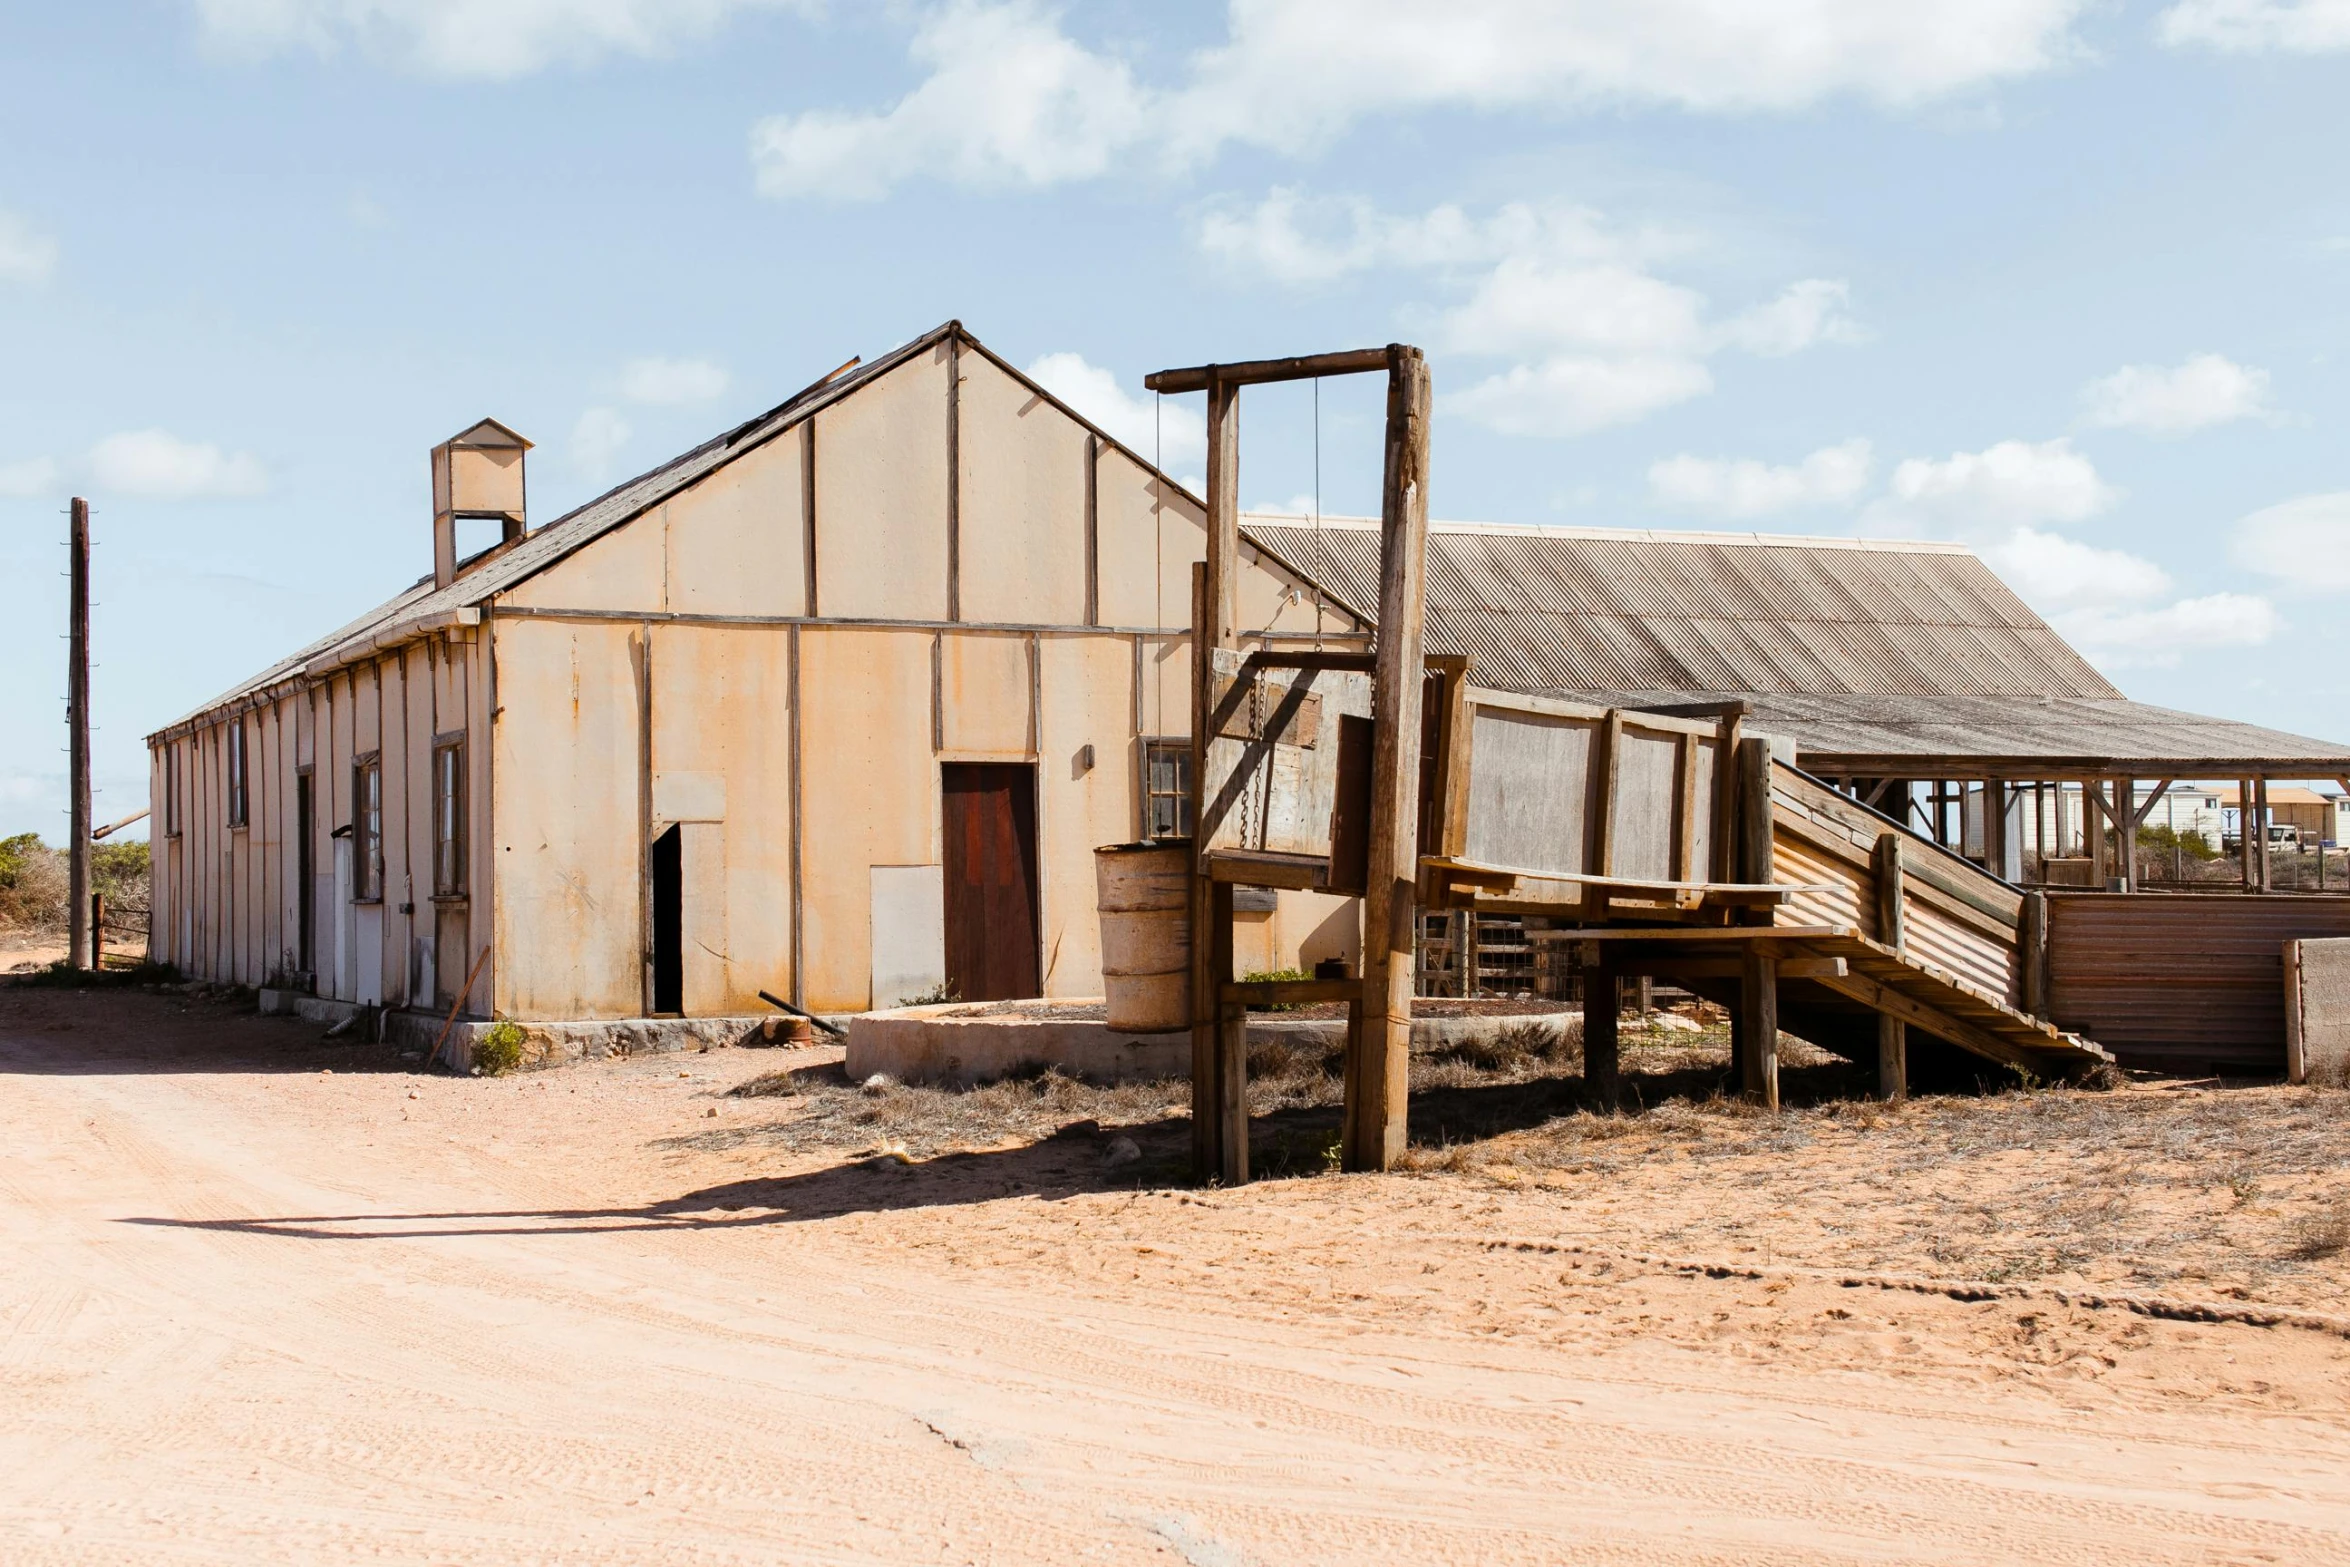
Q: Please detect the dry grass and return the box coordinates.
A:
[687,1012,2350,1310]
[1446,1081,2350,1305]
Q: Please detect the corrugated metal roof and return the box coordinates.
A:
[153,328,959,736]
[158,324,1373,742]
[1241,514,2350,770]
[1243,514,2117,701]
[1581,691,2350,772]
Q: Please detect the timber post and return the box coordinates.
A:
[1584,948,1619,1101]
[2238,776,2254,892]
[1873,830,1907,1101]
[1739,943,1779,1110]
[2020,890,2049,1019]
[1187,562,1225,1182]
[1186,366,1254,1186]
[1345,344,1432,1173]
[2255,776,2272,892]
[67,497,92,971]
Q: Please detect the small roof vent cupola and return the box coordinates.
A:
[430,418,532,590]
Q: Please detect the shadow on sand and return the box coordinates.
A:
[117,1056,1942,1244]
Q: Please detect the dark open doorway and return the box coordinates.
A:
[651,824,683,1014]
[940,763,1040,1002]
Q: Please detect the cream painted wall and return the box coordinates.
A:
[815,345,952,621]
[938,632,1031,755]
[153,331,1370,1019]
[1037,635,1139,997]
[797,626,937,1012]
[664,433,809,618]
[490,617,646,1018]
[957,352,1088,626]
[647,622,796,1013]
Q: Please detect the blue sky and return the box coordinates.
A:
[6,0,2350,840]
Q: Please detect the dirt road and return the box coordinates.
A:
[3,986,2347,1564]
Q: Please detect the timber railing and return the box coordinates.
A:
[1768,762,2037,1013]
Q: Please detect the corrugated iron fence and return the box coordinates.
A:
[2045,892,2350,1075]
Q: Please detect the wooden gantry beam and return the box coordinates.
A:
[1144,348,1394,396]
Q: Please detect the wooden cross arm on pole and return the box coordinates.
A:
[1145,347,1396,395]
[90,807,149,842]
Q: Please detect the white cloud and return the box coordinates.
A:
[1866,438,2118,537]
[618,356,730,405]
[0,456,59,497]
[1200,192,1862,439]
[2055,593,2280,667]
[2080,353,2272,434]
[2156,0,2350,53]
[1718,279,1869,356]
[752,0,1149,200]
[1649,439,1872,519]
[1195,191,1684,284]
[570,406,631,479]
[1839,439,2279,670]
[0,210,58,284]
[1444,259,1709,359]
[1962,524,2276,670]
[1980,526,2172,612]
[2230,491,2350,589]
[756,1,2087,199]
[1025,352,1204,467]
[1452,356,1715,437]
[1181,0,2087,133]
[193,0,815,78]
[87,431,269,499]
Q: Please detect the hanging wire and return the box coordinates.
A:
[1153,390,1164,649]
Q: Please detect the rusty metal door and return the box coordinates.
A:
[941,764,1040,1002]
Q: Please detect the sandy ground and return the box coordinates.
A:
[2,931,68,972]
[3,984,2348,1565]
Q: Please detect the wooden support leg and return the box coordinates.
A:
[1729,994,1749,1087]
[1343,346,1432,1174]
[1878,1014,1907,1102]
[1191,878,1233,1182]
[1218,997,1249,1187]
[1740,946,1779,1110]
[1584,956,1619,1099]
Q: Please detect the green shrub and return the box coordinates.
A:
[2138,823,2221,862]
[1240,967,1311,1011]
[472,1020,527,1076]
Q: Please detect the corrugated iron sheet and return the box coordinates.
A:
[2046,892,2350,1073]
[1244,516,2121,701]
[1243,516,2350,771]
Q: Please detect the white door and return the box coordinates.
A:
[869,864,946,1010]
[332,837,354,1002]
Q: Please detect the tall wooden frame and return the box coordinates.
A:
[1147,345,1433,1181]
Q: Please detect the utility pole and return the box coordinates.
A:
[67,497,91,970]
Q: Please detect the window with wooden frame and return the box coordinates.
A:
[353,754,383,902]
[163,741,181,837]
[431,738,465,897]
[1143,739,1193,839]
[226,719,248,828]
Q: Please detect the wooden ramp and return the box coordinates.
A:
[1415,708,2113,1084]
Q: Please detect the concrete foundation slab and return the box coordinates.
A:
[383,1012,805,1073]
[845,999,1579,1086]
[257,988,363,1030]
